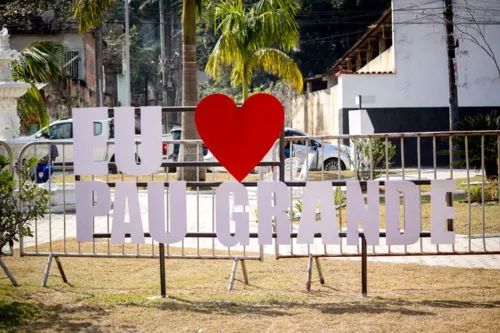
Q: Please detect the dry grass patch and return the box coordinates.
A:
[1,242,500,332]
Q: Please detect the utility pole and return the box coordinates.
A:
[159,0,167,107]
[165,0,176,129]
[95,26,104,107]
[444,0,459,130]
[124,0,131,106]
[165,0,175,107]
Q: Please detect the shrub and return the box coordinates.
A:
[0,155,49,255]
[451,110,500,181]
[348,138,396,181]
[469,183,499,203]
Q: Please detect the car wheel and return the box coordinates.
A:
[324,158,346,171]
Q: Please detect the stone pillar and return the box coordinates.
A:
[0,28,30,139]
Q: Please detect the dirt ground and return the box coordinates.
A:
[1,247,500,333]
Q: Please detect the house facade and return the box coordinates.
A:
[9,22,118,126]
[293,0,500,166]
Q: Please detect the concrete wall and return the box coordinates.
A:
[358,46,394,73]
[334,0,500,109]
[290,85,342,135]
[84,35,96,91]
[10,33,88,82]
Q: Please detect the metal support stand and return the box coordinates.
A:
[41,254,68,287]
[0,258,18,287]
[227,258,249,292]
[446,192,454,231]
[159,243,166,298]
[306,255,326,291]
[361,236,368,297]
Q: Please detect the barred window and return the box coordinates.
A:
[64,50,79,79]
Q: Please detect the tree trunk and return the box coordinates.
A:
[95,25,104,107]
[177,0,205,181]
[242,64,249,102]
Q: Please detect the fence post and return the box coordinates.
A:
[159,243,166,298]
[361,235,368,297]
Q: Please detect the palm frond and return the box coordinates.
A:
[205,35,243,80]
[11,41,66,84]
[74,0,116,32]
[252,0,300,52]
[205,0,302,99]
[251,48,303,93]
[17,85,50,129]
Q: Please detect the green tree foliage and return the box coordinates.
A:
[451,111,500,181]
[10,41,66,129]
[348,138,396,181]
[0,155,49,255]
[0,0,74,27]
[104,25,161,105]
[205,0,303,101]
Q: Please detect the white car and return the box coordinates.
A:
[5,117,171,173]
[169,127,351,173]
[283,128,351,171]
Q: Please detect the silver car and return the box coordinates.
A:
[169,127,351,172]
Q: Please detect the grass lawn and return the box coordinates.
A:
[1,244,500,332]
[329,201,500,236]
[50,170,410,184]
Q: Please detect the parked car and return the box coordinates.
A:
[168,127,351,173]
[283,128,351,171]
[5,117,171,174]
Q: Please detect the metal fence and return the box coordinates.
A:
[0,141,14,258]
[0,141,17,286]
[8,108,500,294]
[274,130,500,261]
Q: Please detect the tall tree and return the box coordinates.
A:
[176,0,205,181]
[205,0,303,101]
[11,41,65,129]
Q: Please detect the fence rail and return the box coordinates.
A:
[5,107,500,294]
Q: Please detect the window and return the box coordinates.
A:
[93,122,102,136]
[49,123,72,139]
[64,51,79,79]
[289,131,308,146]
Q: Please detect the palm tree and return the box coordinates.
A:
[73,0,204,180]
[177,0,206,181]
[205,0,303,101]
[11,41,65,129]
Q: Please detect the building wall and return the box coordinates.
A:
[10,32,97,118]
[84,34,96,92]
[338,0,500,109]
[358,46,394,73]
[10,33,87,82]
[290,85,342,136]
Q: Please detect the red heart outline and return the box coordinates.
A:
[195,93,284,182]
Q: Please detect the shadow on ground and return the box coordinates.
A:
[0,300,134,332]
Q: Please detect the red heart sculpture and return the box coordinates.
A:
[195,93,284,182]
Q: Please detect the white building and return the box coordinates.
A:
[295,0,500,166]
